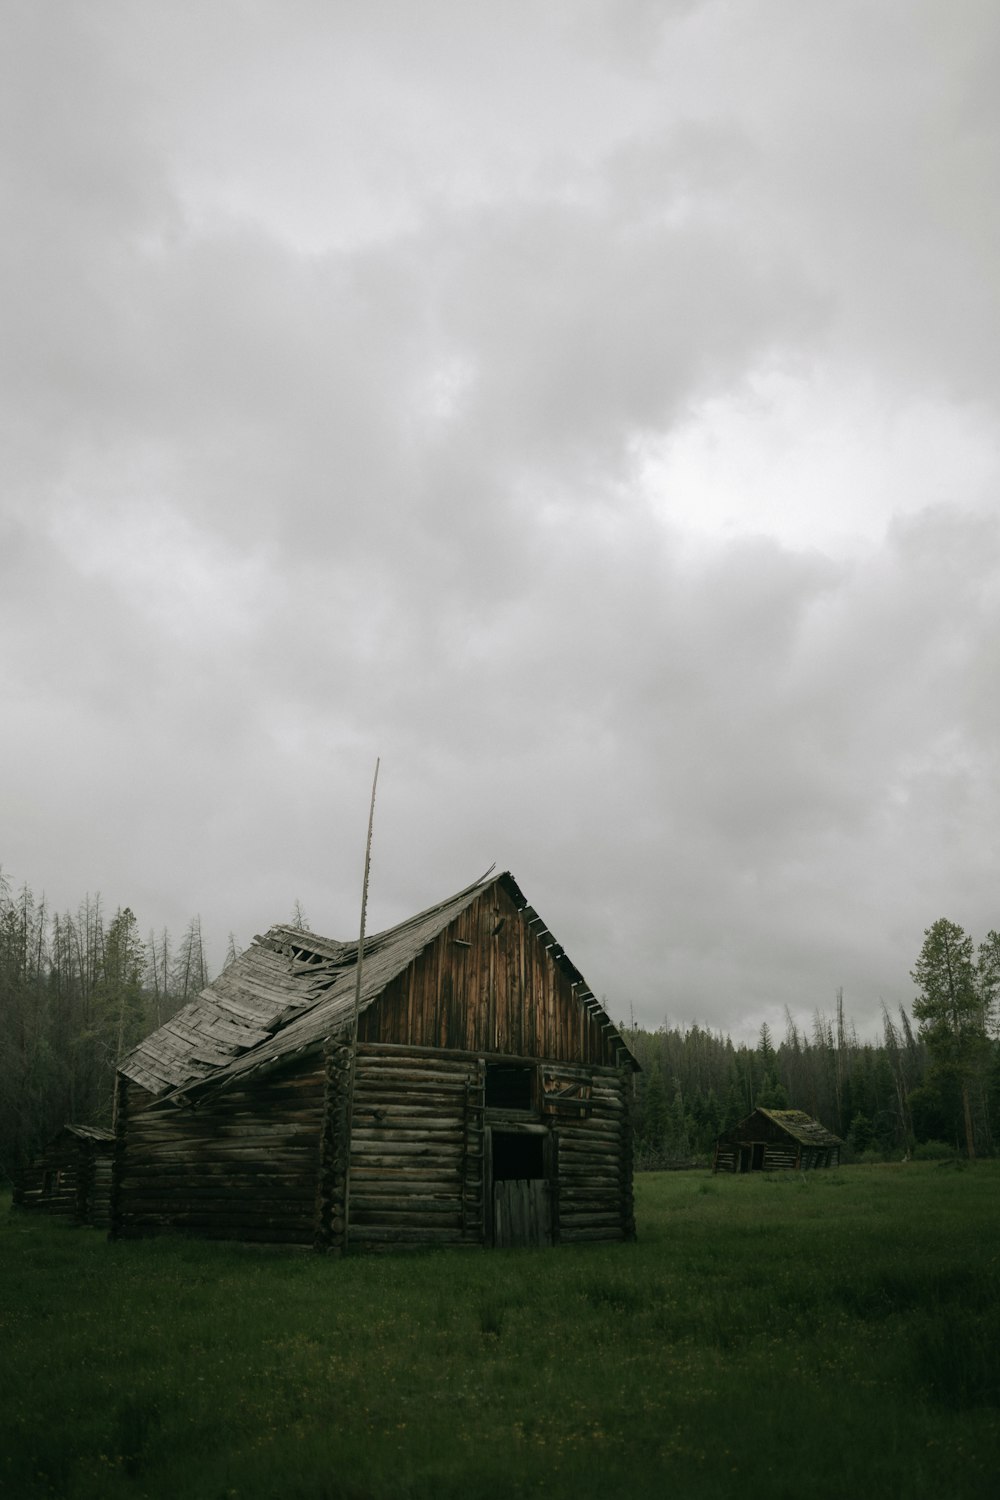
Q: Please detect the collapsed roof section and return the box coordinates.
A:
[119,870,636,1105]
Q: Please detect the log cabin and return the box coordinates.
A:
[111,871,638,1251]
[13,1124,115,1227]
[713,1107,842,1173]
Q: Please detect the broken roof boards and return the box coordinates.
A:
[113,870,637,1251]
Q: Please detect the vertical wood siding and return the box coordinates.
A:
[359,885,619,1067]
[492,1179,550,1248]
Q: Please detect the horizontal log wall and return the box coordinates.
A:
[345,1045,483,1251]
[343,1046,633,1251]
[713,1141,840,1172]
[13,1136,114,1224]
[112,1044,634,1251]
[14,1150,82,1217]
[552,1068,633,1243]
[113,1059,326,1244]
[88,1155,113,1227]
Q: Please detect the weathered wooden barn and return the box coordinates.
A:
[112,871,637,1250]
[713,1108,842,1173]
[13,1124,115,1226]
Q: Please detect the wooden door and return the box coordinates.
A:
[492,1178,551,1248]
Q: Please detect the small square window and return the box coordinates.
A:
[485,1064,535,1111]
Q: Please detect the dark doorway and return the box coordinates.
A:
[489,1131,551,1248]
[751,1143,766,1170]
[492,1131,544,1180]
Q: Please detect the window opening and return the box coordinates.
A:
[485,1063,534,1111]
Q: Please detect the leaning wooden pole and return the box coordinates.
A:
[342,757,379,1253]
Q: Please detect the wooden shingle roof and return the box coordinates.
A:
[745,1108,842,1147]
[63,1124,115,1144]
[120,870,634,1104]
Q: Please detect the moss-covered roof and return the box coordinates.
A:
[720,1107,842,1148]
[758,1108,842,1146]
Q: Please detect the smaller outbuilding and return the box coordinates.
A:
[713,1108,842,1173]
[13,1125,116,1227]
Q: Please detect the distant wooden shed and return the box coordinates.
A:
[112,871,638,1251]
[713,1108,842,1173]
[13,1124,115,1226]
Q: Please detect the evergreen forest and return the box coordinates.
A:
[2,868,998,1180]
[0,871,211,1182]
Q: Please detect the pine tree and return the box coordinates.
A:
[665,1077,692,1162]
[848,1111,875,1155]
[640,1063,669,1162]
[172,917,209,1007]
[977,931,1000,1038]
[756,1072,789,1109]
[911,919,987,1158]
[93,907,146,1114]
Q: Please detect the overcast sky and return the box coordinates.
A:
[3,1,999,1043]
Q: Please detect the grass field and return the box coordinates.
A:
[2,1163,999,1499]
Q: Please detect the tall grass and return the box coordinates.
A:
[2,1163,998,1499]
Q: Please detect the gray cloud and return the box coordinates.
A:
[3,1,999,1043]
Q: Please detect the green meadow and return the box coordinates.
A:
[2,1163,998,1500]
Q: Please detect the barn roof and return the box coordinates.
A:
[728,1108,842,1147]
[63,1124,115,1144]
[34,1124,116,1152]
[120,870,635,1104]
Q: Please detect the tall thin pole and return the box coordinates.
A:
[352,756,380,1030]
[342,757,379,1252]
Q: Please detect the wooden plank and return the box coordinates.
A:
[352,1101,469,1121]
[121,1204,317,1226]
[351,1125,464,1144]
[348,1171,462,1191]
[351,1226,465,1244]
[347,1151,462,1171]
[350,1192,463,1212]
[122,1161,320,1183]
[350,1200,464,1224]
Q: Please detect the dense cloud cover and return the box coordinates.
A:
[3,1,999,1039]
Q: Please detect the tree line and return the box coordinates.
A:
[2,867,998,1179]
[0,872,213,1182]
[628,918,1000,1166]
